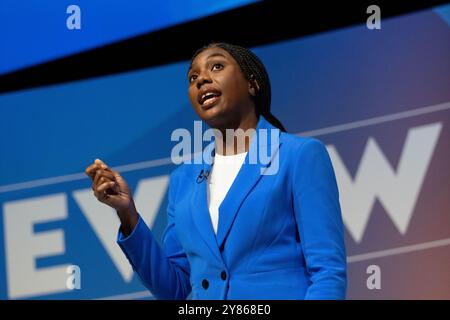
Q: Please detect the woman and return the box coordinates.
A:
[85,43,347,300]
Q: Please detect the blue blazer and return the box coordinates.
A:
[118,116,347,300]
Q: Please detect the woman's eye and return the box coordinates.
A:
[212,63,223,71]
[189,74,197,83]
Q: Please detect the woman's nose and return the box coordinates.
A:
[196,73,212,89]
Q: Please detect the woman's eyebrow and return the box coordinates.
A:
[188,52,228,75]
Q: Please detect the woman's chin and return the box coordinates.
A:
[198,103,224,120]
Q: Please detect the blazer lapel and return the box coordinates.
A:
[189,116,282,256]
[190,143,222,261]
[216,117,282,249]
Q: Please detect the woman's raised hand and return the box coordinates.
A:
[85,159,138,235]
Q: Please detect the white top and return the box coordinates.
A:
[207,151,248,235]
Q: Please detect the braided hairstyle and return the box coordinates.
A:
[190,42,287,132]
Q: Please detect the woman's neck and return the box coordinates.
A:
[213,113,258,156]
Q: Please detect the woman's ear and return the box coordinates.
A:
[248,76,260,97]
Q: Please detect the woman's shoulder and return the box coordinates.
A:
[280,131,328,156]
[280,132,335,180]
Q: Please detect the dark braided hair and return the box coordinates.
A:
[190,42,287,132]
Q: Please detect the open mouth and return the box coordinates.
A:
[198,89,222,109]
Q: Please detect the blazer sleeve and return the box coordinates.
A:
[292,138,347,299]
[117,169,191,300]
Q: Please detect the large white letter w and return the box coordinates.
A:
[327,122,442,243]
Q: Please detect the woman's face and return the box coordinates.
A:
[188,47,256,128]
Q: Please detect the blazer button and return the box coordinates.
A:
[202,279,209,289]
[221,270,227,281]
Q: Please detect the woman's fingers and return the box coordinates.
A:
[87,159,131,211]
[85,163,100,179]
[95,158,105,166]
[93,170,115,188]
[94,181,116,201]
[96,180,116,194]
[85,159,114,186]
[86,159,122,198]
[98,169,115,181]
[95,159,112,172]
[88,158,127,192]
[86,158,114,181]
